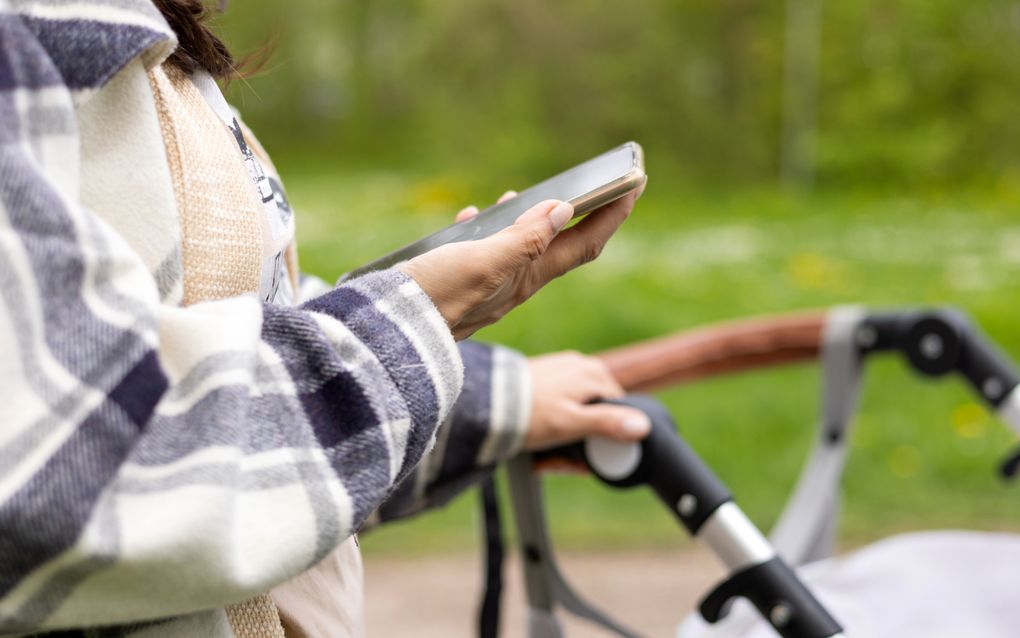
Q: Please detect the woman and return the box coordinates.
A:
[0,0,648,635]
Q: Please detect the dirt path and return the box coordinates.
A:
[363,546,725,637]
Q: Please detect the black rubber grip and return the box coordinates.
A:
[700,557,842,638]
[583,395,733,534]
[957,331,1020,407]
[862,309,1020,407]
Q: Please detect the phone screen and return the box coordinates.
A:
[345,142,643,279]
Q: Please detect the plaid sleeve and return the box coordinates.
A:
[0,9,462,633]
[373,341,531,523]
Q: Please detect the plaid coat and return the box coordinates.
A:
[0,1,530,634]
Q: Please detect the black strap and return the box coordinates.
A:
[478,475,505,638]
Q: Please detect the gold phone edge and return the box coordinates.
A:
[567,141,646,217]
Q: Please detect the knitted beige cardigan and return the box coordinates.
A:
[147,62,292,638]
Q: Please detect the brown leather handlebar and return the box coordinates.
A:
[596,311,829,392]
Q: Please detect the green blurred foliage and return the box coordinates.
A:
[284,172,1020,554]
[213,1,1020,554]
[221,0,1020,190]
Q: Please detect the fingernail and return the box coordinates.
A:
[637,175,648,199]
[549,201,573,231]
[621,413,651,438]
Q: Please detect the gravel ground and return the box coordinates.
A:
[363,547,726,637]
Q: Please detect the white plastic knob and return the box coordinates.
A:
[584,436,642,481]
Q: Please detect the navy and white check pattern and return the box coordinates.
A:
[0,2,530,634]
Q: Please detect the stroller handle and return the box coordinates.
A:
[511,307,1018,638]
[595,307,1020,437]
[572,396,845,638]
[594,307,1020,480]
[597,311,827,392]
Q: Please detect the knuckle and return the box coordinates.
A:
[583,356,604,371]
[597,364,617,384]
[521,227,548,261]
[580,240,606,265]
[587,362,609,381]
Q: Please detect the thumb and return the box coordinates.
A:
[483,199,573,266]
[569,404,651,442]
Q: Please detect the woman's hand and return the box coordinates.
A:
[522,351,651,451]
[398,182,643,340]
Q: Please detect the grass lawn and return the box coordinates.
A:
[282,163,1020,556]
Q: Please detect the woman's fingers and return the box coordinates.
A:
[403,176,639,341]
[402,199,573,340]
[455,205,479,223]
[455,190,516,223]
[565,403,651,442]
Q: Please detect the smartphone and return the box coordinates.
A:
[343,141,645,280]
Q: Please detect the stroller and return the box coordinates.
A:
[481,306,1020,638]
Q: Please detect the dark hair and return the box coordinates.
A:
[153,0,265,81]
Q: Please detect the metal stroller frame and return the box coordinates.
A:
[489,306,1020,638]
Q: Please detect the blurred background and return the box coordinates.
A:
[218,0,1020,631]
